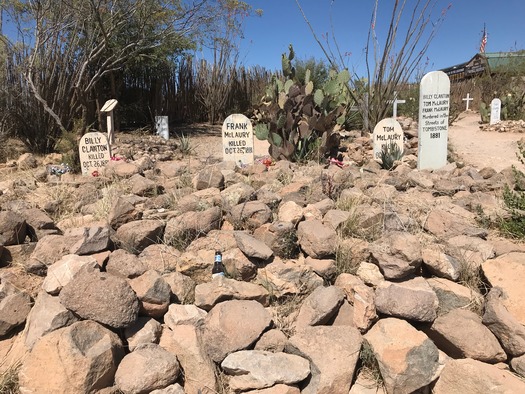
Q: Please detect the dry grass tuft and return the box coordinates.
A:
[0,361,21,394]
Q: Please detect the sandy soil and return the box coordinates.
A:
[448,111,525,172]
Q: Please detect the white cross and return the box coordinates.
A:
[388,91,406,118]
[462,93,473,111]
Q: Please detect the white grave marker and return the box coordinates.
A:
[417,71,450,170]
[388,91,406,118]
[79,131,111,176]
[101,99,118,144]
[222,114,254,165]
[155,116,169,140]
[373,118,404,161]
[462,93,473,110]
[490,98,501,125]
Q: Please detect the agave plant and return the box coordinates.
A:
[379,142,404,170]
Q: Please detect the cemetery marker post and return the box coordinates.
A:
[417,71,450,170]
[222,114,254,166]
[388,91,406,118]
[101,99,118,144]
[490,98,501,125]
[462,93,473,111]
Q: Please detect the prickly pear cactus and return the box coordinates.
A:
[479,102,489,123]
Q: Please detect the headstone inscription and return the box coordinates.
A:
[462,93,473,111]
[490,98,501,125]
[155,116,169,140]
[373,118,404,161]
[417,71,450,170]
[222,114,254,165]
[79,132,111,176]
[100,99,118,144]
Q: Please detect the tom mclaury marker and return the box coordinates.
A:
[79,131,111,176]
[222,114,254,165]
[373,118,404,161]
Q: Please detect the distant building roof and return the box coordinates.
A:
[441,51,525,81]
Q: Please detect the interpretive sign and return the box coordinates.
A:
[79,132,111,176]
[417,71,450,170]
[373,118,404,161]
[490,98,501,125]
[222,114,254,165]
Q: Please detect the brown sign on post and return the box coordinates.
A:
[79,131,111,176]
[101,99,118,144]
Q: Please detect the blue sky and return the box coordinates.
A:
[232,0,525,76]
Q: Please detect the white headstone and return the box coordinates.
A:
[101,99,118,144]
[155,116,169,140]
[490,98,501,125]
[417,71,450,170]
[373,118,404,161]
[462,93,473,111]
[222,114,254,165]
[79,131,111,176]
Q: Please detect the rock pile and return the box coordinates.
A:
[479,119,525,133]
[1,136,525,393]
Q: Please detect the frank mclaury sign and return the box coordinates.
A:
[222,114,254,165]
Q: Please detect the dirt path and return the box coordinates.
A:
[448,111,525,172]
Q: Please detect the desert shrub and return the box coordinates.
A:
[378,142,403,170]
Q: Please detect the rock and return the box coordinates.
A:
[429,308,506,363]
[355,262,384,287]
[138,244,179,273]
[427,277,483,316]
[297,219,337,259]
[129,270,171,318]
[124,317,163,351]
[200,300,272,363]
[375,278,438,322]
[253,221,298,259]
[287,325,362,394]
[164,206,222,245]
[295,285,344,328]
[244,385,300,394]
[114,219,165,254]
[304,256,336,280]
[424,208,487,239]
[162,271,196,304]
[221,182,256,209]
[483,252,525,325]
[334,273,377,332]
[331,300,357,327]
[105,249,147,279]
[422,245,461,281]
[235,231,274,260]
[19,208,58,241]
[433,358,525,393]
[323,209,352,231]
[177,249,216,282]
[130,173,159,196]
[108,196,142,229]
[511,354,525,377]
[42,254,99,295]
[65,226,111,255]
[22,290,79,350]
[278,201,304,224]
[0,211,26,246]
[0,280,32,337]
[221,350,310,391]
[115,344,180,394]
[159,324,216,394]
[483,288,525,357]
[193,166,224,190]
[222,247,258,281]
[17,152,37,169]
[150,383,185,394]
[364,317,440,394]
[18,321,124,394]
[104,160,140,178]
[230,201,272,230]
[256,260,323,299]
[164,304,207,327]
[254,329,288,352]
[194,277,269,311]
[369,231,422,280]
[59,267,139,328]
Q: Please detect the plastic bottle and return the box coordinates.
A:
[212,251,225,279]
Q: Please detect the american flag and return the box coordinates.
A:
[480,26,487,53]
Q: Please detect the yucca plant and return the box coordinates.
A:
[379,142,403,170]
